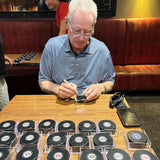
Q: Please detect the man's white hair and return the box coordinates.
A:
[67,0,97,23]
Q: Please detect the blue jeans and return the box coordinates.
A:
[0,78,9,110]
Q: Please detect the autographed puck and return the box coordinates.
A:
[107,148,130,160]
[69,133,89,147]
[127,130,147,143]
[99,120,116,133]
[80,149,104,160]
[93,133,113,147]
[0,148,9,160]
[47,133,66,146]
[58,120,75,132]
[79,120,96,132]
[0,120,16,131]
[18,120,35,132]
[133,150,158,160]
[20,131,40,146]
[0,132,16,146]
[38,119,55,133]
[47,148,70,160]
[16,147,39,160]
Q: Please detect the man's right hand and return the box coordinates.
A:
[58,82,77,99]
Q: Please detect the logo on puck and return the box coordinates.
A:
[22,150,32,158]
[44,121,51,126]
[54,152,63,159]
[22,122,30,127]
[113,153,124,160]
[75,137,83,143]
[53,136,61,142]
[84,123,91,128]
[140,154,151,160]
[87,153,97,160]
[99,136,107,142]
[132,133,141,139]
[63,123,71,128]
[1,135,10,142]
[25,135,34,141]
[2,122,10,128]
[103,122,111,127]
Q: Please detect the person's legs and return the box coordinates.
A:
[0,78,9,110]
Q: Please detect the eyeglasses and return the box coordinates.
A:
[68,20,94,39]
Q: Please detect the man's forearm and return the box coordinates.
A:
[39,80,59,94]
[102,81,114,93]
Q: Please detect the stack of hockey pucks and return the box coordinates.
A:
[107,148,130,160]
[18,120,35,132]
[79,120,96,135]
[47,133,66,150]
[0,120,16,132]
[133,150,158,160]
[0,148,10,159]
[127,130,148,148]
[69,133,89,152]
[58,120,75,134]
[46,148,70,160]
[16,147,39,160]
[38,119,55,134]
[93,133,113,149]
[0,132,17,147]
[80,149,104,160]
[20,131,40,147]
[98,120,116,134]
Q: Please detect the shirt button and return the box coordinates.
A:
[75,63,78,67]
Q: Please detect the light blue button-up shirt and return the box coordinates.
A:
[39,34,115,93]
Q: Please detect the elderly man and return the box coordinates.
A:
[39,0,115,102]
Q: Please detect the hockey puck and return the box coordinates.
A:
[79,120,96,132]
[38,119,55,133]
[20,131,40,146]
[80,149,104,160]
[0,132,16,146]
[69,133,89,147]
[107,148,130,160]
[133,150,158,160]
[93,133,113,147]
[99,120,116,134]
[0,120,16,131]
[58,120,75,132]
[47,132,66,146]
[16,147,39,160]
[18,120,35,132]
[127,130,147,148]
[46,148,70,160]
[0,148,9,160]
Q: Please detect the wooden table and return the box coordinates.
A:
[0,94,142,159]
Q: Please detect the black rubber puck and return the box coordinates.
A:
[93,133,113,147]
[0,120,16,131]
[58,120,75,132]
[16,147,39,160]
[69,133,89,147]
[107,148,130,160]
[127,130,147,143]
[0,132,16,146]
[133,150,158,160]
[99,120,116,133]
[0,148,9,160]
[79,120,96,132]
[47,133,66,146]
[80,149,104,160]
[38,119,55,133]
[20,131,40,146]
[47,148,70,160]
[18,120,35,132]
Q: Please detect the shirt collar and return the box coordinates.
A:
[64,35,93,55]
